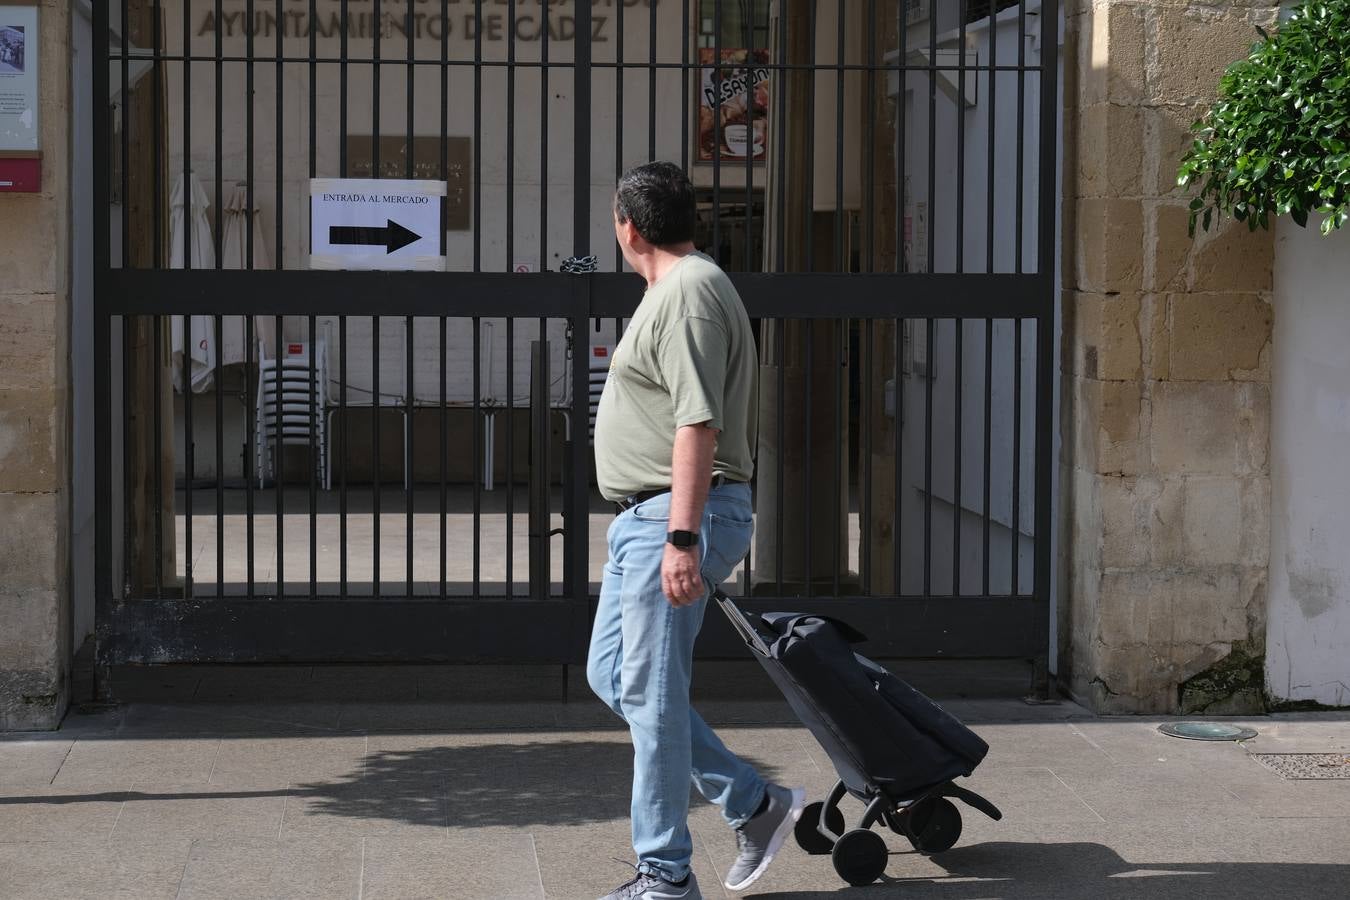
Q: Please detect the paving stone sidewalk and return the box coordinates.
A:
[1,663,1348,899]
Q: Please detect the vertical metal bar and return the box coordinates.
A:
[247,0,254,269]
[215,314,224,593]
[803,318,813,596]
[182,0,193,601]
[406,315,414,594]
[681,0,690,172]
[373,0,382,174]
[775,318,785,593]
[1015,0,1026,273]
[834,0,844,270]
[923,317,933,597]
[614,0,624,272]
[506,317,516,599]
[983,317,993,596]
[896,0,907,273]
[649,0,658,160]
[152,318,163,600]
[774,1,786,271]
[439,317,447,599]
[474,0,483,270]
[275,0,284,273]
[120,0,129,268]
[744,0,755,270]
[93,0,111,623]
[309,315,317,599]
[340,316,349,596]
[274,317,283,596]
[864,0,876,273]
[926,0,936,274]
[507,0,516,272]
[986,0,998,273]
[893,316,902,594]
[953,320,963,595]
[804,0,817,273]
[373,315,381,596]
[712,0,722,264]
[246,315,255,599]
[214,0,222,266]
[574,0,591,256]
[1011,317,1022,595]
[407,0,415,181]
[862,318,873,595]
[956,0,967,274]
[340,0,349,176]
[152,0,162,270]
[123,317,131,591]
[182,318,193,601]
[473,316,482,593]
[309,2,318,603]
[540,0,549,271]
[832,320,842,596]
[568,303,591,620]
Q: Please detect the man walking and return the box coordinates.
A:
[587,162,806,900]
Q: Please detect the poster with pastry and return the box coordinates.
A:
[697,48,770,163]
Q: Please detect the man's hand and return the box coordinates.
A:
[662,543,705,607]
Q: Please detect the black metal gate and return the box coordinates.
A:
[93,0,1059,680]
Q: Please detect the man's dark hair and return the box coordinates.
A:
[614,161,696,247]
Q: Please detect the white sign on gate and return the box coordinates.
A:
[310,178,445,271]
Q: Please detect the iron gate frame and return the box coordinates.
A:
[91,1,1060,682]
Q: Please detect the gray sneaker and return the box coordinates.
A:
[724,784,807,891]
[598,866,703,900]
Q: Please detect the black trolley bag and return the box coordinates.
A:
[715,591,1002,887]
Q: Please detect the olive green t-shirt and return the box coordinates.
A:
[594,251,758,502]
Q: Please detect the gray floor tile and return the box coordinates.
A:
[337,701,561,732]
[534,816,730,900]
[0,836,192,900]
[972,721,1116,770]
[107,782,287,843]
[175,836,363,900]
[1050,762,1249,824]
[0,736,74,787]
[954,766,1104,826]
[51,736,222,787]
[0,785,130,842]
[209,734,368,787]
[115,702,347,735]
[1068,719,1257,767]
[362,832,544,899]
[1222,773,1350,819]
[281,779,449,837]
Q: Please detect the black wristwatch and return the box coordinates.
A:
[667,529,699,550]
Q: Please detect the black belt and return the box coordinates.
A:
[615,474,742,512]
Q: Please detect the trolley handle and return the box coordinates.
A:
[713,590,773,658]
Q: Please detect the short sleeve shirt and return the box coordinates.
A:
[593,252,758,502]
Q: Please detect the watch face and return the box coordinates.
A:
[669,530,698,548]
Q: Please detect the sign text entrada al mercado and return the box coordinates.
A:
[197,0,661,44]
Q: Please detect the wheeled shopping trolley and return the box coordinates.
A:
[715,591,1003,886]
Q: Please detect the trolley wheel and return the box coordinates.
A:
[794,801,845,855]
[831,828,889,886]
[904,797,963,855]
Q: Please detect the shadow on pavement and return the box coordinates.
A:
[0,739,779,830]
[752,840,1350,898]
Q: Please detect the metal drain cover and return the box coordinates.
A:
[1254,753,1350,779]
[1158,722,1258,741]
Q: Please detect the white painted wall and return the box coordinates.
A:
[1267,217,1350,707]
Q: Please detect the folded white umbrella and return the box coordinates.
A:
[168,171,217,392]
[220,183,274,360]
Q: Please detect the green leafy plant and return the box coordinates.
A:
[1178,0,1350,236]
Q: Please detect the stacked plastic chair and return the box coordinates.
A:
[253,338,330,489]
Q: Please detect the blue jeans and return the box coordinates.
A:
[586,481,766,884]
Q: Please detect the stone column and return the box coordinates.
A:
[1060,0,1278,713]
[0,0,72,731]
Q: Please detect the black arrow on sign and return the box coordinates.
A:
[329,219,422,254]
